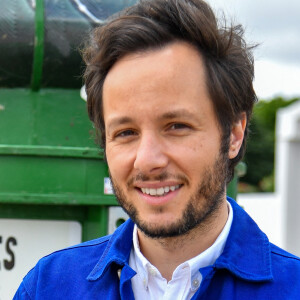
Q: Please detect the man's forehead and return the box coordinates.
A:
[103,42,208,103]
[103,41,205,89]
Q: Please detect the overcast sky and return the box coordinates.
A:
[208,0,300,99]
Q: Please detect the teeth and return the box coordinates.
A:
[157,187,165,196]
[150,188,156,196]
[140,185,180,196]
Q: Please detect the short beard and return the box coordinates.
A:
[110,151,228,239]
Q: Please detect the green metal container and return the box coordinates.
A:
[0,88,120,241]
[0,0,137,243]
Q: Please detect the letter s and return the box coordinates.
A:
[4,237,17,270]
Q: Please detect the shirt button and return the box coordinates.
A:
[192,279,200,289]
[143,278,148,290]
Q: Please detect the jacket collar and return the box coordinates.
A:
[87,197,273,282]
[87,219,135,281]
[214,197,273,282]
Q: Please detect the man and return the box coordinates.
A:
[14,0,300,299]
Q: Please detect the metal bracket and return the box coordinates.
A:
[31,0,45,91]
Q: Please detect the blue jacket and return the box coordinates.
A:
[14,198,300,299]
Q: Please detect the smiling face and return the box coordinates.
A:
[103,42,237,238]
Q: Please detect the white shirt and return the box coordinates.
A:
[129,202,233,300]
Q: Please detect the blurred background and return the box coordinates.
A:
[209,0,300,190]
[0,0,299,298]
[209,0,300,254]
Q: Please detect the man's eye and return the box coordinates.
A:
[170,123,189,130]
[116,129,136,137]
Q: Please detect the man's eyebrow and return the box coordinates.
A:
[159,109,198,121]
[106,110,199,129]
[106,116,133,129]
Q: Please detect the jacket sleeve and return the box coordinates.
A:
[13,282,31,300]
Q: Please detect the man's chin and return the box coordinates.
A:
[135,219,193,239]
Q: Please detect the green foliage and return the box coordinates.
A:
[240,96,299,192]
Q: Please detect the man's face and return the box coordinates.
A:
[103,42,229,238]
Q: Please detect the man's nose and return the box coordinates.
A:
[133,132,168,174]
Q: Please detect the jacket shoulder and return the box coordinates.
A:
[20,235,112,298]
[270,243,300,295]
[270,243,300,262]
[39,234,111,264]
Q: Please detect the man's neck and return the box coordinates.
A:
[137,199,229,281]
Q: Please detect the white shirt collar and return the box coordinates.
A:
[130,201,233,290]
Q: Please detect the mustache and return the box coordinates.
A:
[126,172,189,188]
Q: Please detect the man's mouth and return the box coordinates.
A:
[139,185,181,196]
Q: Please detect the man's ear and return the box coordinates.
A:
[228,112,247,159]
